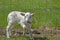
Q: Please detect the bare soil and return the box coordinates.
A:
[0,26,60,38]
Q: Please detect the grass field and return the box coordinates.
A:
[0,0,60,40]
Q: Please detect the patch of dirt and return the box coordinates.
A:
[0,26,60,37]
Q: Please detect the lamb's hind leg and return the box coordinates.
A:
[6,23,13,38]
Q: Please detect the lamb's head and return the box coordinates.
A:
[25,12,34,23]
[21,12,34,23]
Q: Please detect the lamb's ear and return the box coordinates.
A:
[31,13,34,16]
[20,13,25,16]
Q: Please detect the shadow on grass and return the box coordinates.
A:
[29,37,49,40]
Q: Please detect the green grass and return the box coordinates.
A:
[0,0,60,40]
[0,36,29,40]
[0,0,60,28]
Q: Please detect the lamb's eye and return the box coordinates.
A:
[26,15,28,16]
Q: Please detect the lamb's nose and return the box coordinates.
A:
[27,21,31,24]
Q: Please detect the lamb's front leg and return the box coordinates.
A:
[22,25,26,36]
[29,24,34,40]
[23,27,26,35]
[20,22,26,35]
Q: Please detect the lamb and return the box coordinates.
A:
[6,11,34,40]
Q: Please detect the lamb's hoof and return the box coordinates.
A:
[7,37,10,38]
[30,38,34,40]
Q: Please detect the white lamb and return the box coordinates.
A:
[6,11,34,40]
